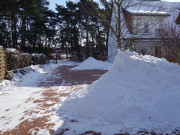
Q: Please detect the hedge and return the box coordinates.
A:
[6,48,46,71]
[32,53,46,65]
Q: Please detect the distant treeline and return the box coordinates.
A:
[0,0,112,60]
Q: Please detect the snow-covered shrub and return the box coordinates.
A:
[5,71,14,80]
[19,53,32,68]
[6,48,46,71]
[7,51,32,70]
[6,48,21,70]
[32,53,46,65]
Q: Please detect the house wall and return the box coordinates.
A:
[108,36,118,62]
[123,10,133,33]
[131,40,165,56]
[132,15,167,37]
[108,7,128,62]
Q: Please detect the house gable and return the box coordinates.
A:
[122,8,133,34]
[123,7,169,37]
[176,12,180,24]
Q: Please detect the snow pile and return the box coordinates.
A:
[32,53,45,57]
[60,51,180,130]
[71,57,111,70]
[0,80,15,91]
[0,65,46,91]
[6,48,18,53]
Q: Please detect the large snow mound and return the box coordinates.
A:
[59,51,180,129]
[71,57,111,70]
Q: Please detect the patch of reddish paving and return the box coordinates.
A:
[39,65,107,87]
[5,109,10,112]
[1,116,6,119]
[1,65,107,135]
[3,117,55,135]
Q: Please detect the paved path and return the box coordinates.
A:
[0,65,107,135]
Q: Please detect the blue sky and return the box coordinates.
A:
[48,0,180,11]
[48,0,66,11]
[48,0,79,11]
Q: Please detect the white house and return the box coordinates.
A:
[108,0,180,62]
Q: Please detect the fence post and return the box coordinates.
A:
[56,50,57,64]
[0,46,7,83]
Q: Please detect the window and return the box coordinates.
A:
[144,22,149,33]
[134,20,142,34]
[176,19,180,24]
[155,29,159,36]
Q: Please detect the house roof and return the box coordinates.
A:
[123,1,178,16]
[123,6,170,16]
[124,9,170,16]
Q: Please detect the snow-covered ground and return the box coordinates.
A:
[1,52,180,134]
[0,60,79,133]
[56,51,180,134]
[0,58,110,134]
[0,61,77,91]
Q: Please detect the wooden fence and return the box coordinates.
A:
[0,46,7,83]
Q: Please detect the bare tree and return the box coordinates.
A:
[91,0,179,52]
[158,23,180,63]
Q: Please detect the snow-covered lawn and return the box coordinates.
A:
[56,51,180,134]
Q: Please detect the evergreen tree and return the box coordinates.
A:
[56,1,81,60]
[0,0,57,54]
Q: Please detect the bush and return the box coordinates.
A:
[32,53,46,65]
[6,49,21,70]
[19,53,32,68]
[6,48,46,71]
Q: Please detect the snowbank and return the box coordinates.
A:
[6,48,18,53]
[0,60,79,91]
[59,51,180,130]
[71,57,111,70]
[32,53,45,57]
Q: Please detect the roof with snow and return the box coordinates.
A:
[123,8,170,16]
[123,1,179,16]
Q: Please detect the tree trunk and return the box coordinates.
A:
[11,3,17,49]
[85,18,89,58]
[21,14,26,50]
